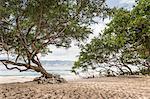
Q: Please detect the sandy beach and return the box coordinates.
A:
[0,76,35,84]
[0,76,150,99]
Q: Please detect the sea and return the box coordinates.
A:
[0,60,79,80]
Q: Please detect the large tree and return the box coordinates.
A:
[0,0,110,79]
[72,0,150,76]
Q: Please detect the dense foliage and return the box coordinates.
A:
[0,0,109,78]
[72,0,150,76]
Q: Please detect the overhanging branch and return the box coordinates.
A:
[0,60,42,73]
[1,61,28,72]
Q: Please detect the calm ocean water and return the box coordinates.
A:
[0,61,78,79]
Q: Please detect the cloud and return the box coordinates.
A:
[87,18,110,42]
[39,18,111,61]
[40,44,80,61]
[43,19,110,61]
[120,0,135,4]
[106,0,135,9]
[119,0,135,9]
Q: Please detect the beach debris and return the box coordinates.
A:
[33,75,67,84]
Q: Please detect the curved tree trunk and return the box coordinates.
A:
[38,66,54,78]
[0,59,66,83]
[120,58,133,75]
[123,64,133,75]
[31,65,66,84]
[30,64,55,78]
[118,67,125,75]
[30,58,56,78]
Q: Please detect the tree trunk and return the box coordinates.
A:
[120,58,133,75]
[29,57,66,83]
[31,65,54,78]
[118,67,125,75]
[0,59,66,83]
[123,64,133,75]
[31,65,66,84]
[30,58,56,78]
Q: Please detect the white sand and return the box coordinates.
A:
[0,76,35,84]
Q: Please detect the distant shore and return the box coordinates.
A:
[0,76,150,99]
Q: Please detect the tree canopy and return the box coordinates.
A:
[72,0,150,76]
[0,0,110,79]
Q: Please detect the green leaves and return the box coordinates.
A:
[0,0,109,65]
[73,0,150,75]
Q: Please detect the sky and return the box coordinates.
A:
[40,0,136,61]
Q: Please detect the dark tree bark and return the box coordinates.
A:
[0,59,60,79]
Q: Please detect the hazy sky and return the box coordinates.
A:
[40,0,136,61]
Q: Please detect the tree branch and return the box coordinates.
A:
[26,24,35,37]
[1,61,28,72]
[0,60,42,73]
[15,54,20,63]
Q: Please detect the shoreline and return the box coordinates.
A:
[0,75,80,84]
[0,75,149,84]
[0,75,150,84]
[0,76,35,84]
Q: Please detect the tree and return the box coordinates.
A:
[72,0,150,76]
[0,0,110,79]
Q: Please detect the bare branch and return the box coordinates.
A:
[26,24,35,36]
[0,60,42,73]
[31,25,68,59]
[1,61,28,72]
[0,60,28,67]
[15,54,20,63]
[15,16,32,61]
